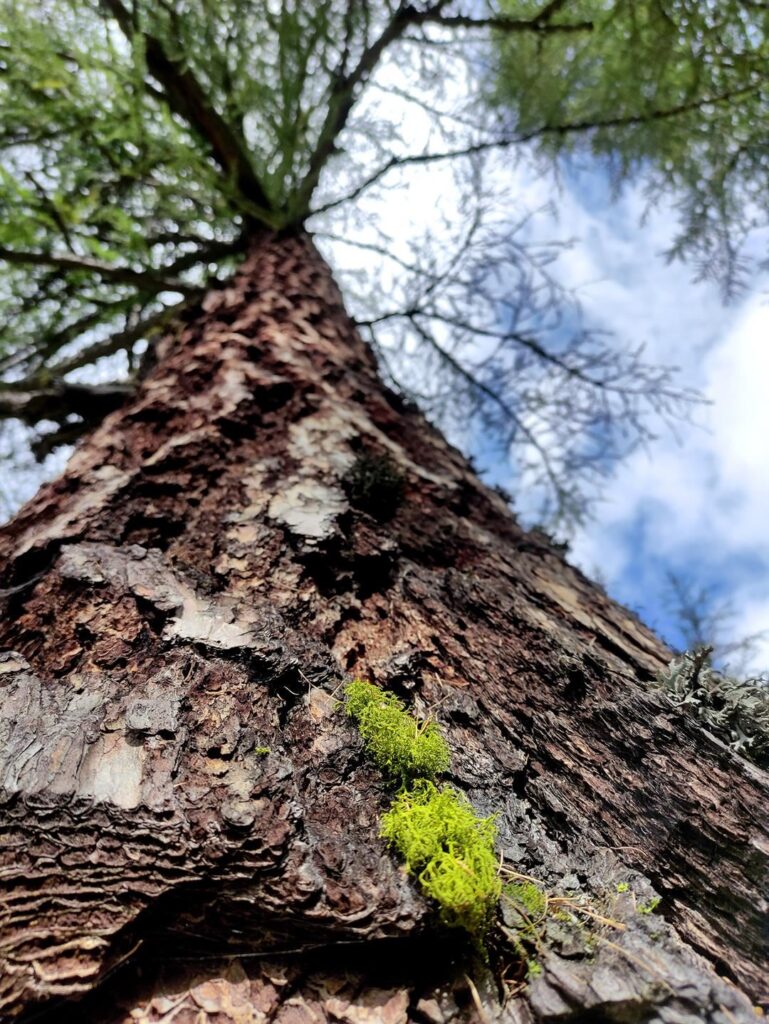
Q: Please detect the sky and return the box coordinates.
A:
[312,54,769,675]
[474,163,769,672]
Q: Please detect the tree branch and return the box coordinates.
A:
[310,79,765,217]
[293,1,453,218]
[46,296,196,379]
[99,0,275,224]
[401,312,569,504]
[0,247,198,294]
[426,14,592,33]
[0,381,134,434]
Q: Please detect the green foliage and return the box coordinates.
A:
[2,0,762,525]
[493,0,769,291]
[344,679,451,783]
[0,0,243,378]
[655,647,769,766]
[381,780,502,938]
[253,746,270,756]
[0,0,389,382]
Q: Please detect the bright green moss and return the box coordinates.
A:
[503,881,548,922]
[638,896,661,915]
[344,680,500,942]
[344,680,451,782]
[381,780,502,937]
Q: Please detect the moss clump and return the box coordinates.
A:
[345,451,405,521]
[381,780,502,937]
[344,679,450,782]
[501,880,549,961]
[344,680,499,943]
[503,881,548,922]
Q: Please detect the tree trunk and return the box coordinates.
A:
[0,230,766,1024]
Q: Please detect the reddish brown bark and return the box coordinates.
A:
[0,231,766,1024]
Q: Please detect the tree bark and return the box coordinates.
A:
[0,230,766,1024]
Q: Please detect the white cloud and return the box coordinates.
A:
[570,285,769,671]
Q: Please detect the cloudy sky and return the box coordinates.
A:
[480,161,769,672]
[316,58,769,675]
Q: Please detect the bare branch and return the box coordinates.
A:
[0,247,198,294]
[46,296,196,379]
[293,0,455,217]
[426,14,592,33]
[402,312,570,509]
[311,78,766,218]
[0,381,133,432]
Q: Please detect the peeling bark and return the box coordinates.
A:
[0,231,766,1024]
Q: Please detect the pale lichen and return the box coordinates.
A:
[655,646,769,766]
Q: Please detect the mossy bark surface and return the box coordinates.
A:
[0,231,766,1024]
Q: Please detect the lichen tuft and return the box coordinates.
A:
[655,646,769,766]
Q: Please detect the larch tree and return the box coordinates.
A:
[0,3,767,1023]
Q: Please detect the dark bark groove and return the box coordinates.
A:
[0,231,766,1024]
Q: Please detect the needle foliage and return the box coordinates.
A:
[494,0,769,293]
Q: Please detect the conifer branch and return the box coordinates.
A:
[311,78,765,216]
[293,0,454,218]
[46,297,196,379]
[425,14,592,33]
[0,247,198,294]
[99,0,275,223]
[0,381,134,430]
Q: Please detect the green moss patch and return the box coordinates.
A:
[503,881,548,923]
[345,452,405,521]
[344,679,499,942]
[381,780,502,936]
[344,679,450,782]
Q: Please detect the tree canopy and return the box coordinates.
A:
[494,0,769,291]
[0,0,766,524]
